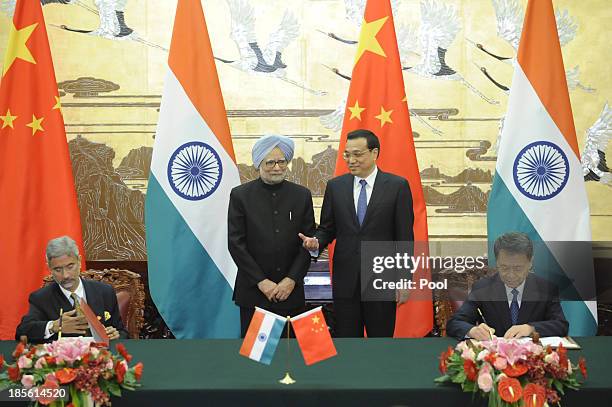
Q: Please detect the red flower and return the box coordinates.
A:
[12,342,25,358]
[134,362,143,380]
[37,379,60,406]
[557,343,569,370]
[438,346,453,374]
[82,354,90,365]
[578,357,587,379]
[44,356,56,366]
[484,352,497,365]
[7,365,20,381]
[523,383,546,407]
[498,377,522,403]
[0,354,4,370]
[115,361,127,383]
[55,368,77,384]
[463,359,478,382]
[115,343,132,362]
[503,362,528,377]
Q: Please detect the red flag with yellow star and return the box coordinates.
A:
[0,0,83,339]
[291,306,337,365]
[335,0,432,337]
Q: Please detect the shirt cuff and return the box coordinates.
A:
[309,249,319,257]
[44,321,54,339]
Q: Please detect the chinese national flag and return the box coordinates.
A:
[291,307,337,365]
[334,0,432,337]
[0,0,84,339]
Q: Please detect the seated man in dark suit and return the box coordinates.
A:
[15,235,128,343]
[446,232,568,340]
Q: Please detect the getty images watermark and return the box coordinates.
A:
[360,240,601,302]
[360,241,489,301]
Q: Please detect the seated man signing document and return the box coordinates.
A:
[15,236,127,343]
[446,232,568,341]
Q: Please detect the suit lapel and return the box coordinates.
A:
[342,175,360,229]
[360,171,387,229]
[52,283,74,312]
[517,275,536,324]
[492,275,513,330]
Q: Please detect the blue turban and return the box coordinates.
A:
[252,134,295,169]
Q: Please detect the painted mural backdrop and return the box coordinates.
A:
[1,0,610,261]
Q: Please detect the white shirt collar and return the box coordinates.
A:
[59,278,86,304]
[353,166,378,188]
[505,280,525,302]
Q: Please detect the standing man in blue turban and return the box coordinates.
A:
[228,135,316,337]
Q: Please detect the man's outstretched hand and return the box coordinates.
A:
[298,233,319,251]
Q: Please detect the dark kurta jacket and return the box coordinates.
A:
[228,178,315,311]
[314,171,414,299]
[446,273,569,339]
[15,279,128,343]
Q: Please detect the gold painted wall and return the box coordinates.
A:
[1,0,610,260]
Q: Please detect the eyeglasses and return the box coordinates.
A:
[262,159,288,169]
[342,149,373,160]
[51,261,79,274]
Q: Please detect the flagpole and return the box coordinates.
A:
[279,315,296,384]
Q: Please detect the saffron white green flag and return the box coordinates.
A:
[487,0,597,335]
[145,0,240,338]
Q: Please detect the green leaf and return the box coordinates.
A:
[462,381,476,392]
[452,372,466,384]
[69,386,79,407]
[553,379,565,395]
[123,370,136,385]
[107,382,122,397]
[434,375,451,383]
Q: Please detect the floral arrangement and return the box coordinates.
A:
[435,337,587,407]
[0,338,143,406]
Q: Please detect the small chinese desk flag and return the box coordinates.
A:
[291,307,337,365]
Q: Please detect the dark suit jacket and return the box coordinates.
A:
[315,170,414,298]
[446,273,569,339]
[228,178,315,311]
[15,279,128,343]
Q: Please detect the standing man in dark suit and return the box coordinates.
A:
[228,135,316,337]
[446,232,568,340]
[300,129,414,337]
[15,236,127,343]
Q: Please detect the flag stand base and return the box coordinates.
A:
[278,372,296,385]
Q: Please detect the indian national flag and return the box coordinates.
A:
[487,0,597,335]
[145,0,240,338]
[239,307,286,365]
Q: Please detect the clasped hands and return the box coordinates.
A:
[52,309,120,340]
[258,277,295,303]
[468,323,534,341]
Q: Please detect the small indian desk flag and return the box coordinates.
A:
[239,307,286,365]
[291,307,337,365]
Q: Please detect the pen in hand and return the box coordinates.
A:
[58,308,63,340]
[476,307,494,340]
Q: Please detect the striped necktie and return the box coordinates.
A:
[510,288,519,325]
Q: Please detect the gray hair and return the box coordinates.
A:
[493,232,533,260]
[46,236,80,263]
